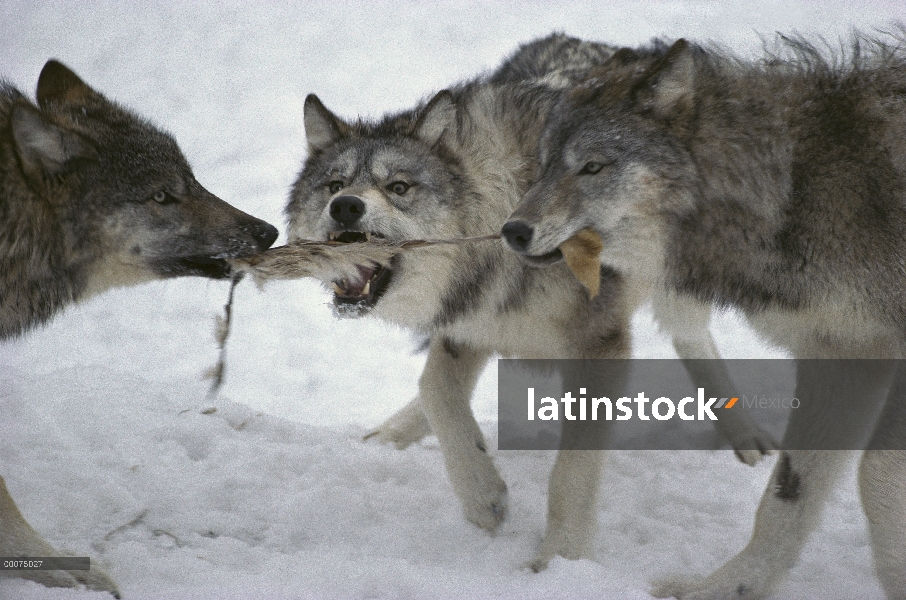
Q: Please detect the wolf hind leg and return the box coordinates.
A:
[363,395,431,449]
[418,338,506,530]
[860,363,906,599]
[860,450,906,599]
[0,476,120,597]
[651,450,853,600]
[653,357,894,599]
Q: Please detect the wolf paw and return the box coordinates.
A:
[0,476,120,597]
[526,525,594,572]
[460,477,508,531]
[726,428,777,467]
[650,565,777,600]
[363,398,431,450]
[12,564,121,598]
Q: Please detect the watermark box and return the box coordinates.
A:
[497,359,904,450]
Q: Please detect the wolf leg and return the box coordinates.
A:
[363,395,431,449]
[652,450,851,600]
[418,338,505,530]
[654,294,775,465]
[860,363,906,599]
[529,449,604,571]
[860,450,906,599]
[673,335,776,465]
[529,359,628,570]
[0,476,120,597]
[653,358,894,600]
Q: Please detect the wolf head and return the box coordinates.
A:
[502,40,699,275]
[9,60,278,292]
[286,91,482,322]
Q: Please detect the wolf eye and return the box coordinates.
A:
[152,191,177,205]
[388,181,410,195]
[579,161,606,175]
[328,181,344,194]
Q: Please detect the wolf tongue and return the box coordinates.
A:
[343,265,377,296]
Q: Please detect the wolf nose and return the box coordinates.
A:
[253,221,279,250]
[501,221,534,253]
[330,195,366,227]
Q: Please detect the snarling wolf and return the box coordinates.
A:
[286,33,773,571]
[503,33,906,598]
[0,60,278,596]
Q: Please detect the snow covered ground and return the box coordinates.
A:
[1,1,904,598]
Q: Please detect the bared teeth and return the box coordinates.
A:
[333,282,345,294]
[362,281,371,296]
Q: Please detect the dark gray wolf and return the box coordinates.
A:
[0,60,278,596]
[503,34,906,598]
[286,33,773,571]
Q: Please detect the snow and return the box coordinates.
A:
[1,1,903,598]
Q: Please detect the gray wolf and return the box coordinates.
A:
[503,34,906,598]
[286,33,773,571]
[0,60,278,596]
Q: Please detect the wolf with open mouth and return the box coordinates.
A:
[284,33,774,571]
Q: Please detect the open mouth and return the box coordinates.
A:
[519,248,564,267]
[328,231,394,316]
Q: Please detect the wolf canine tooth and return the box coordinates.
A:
[362,281,371,295]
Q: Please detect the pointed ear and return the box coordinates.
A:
[633,39,695,120]
[36,60,101,108]
[11,104,98,182]
[414,90,455,147]
[304,94,347,153]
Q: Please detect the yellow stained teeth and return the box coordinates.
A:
[333,282,344,294]
[362,281,371,295]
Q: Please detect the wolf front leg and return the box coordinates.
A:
[529,359,628,571]
[0,476,120,597]
[528,448,605,572]
[418,337,505,530]
[654,294,775,465]
[674,340,776,465]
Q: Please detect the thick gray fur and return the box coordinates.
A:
[0,60,278,596]
[287,33,774,572]
[505,32,906,599]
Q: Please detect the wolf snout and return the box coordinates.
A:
[501,220,534,253]
[330,195,366,227]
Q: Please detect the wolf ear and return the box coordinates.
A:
[633,39,695,120]
[11,104,98,182]
[36,60,101,108]
[414,90,456,147]
[304,94,347,153]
